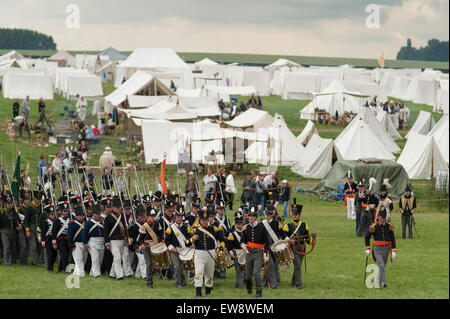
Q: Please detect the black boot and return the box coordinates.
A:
[246,279,253,294]
[255,289,262,298]
[196,287,202,297]
[205,287,212,295]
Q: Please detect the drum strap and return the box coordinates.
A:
[262,219,279,243]
[198,226,218,247]
[144,223,159,244]
[171,223,187,248]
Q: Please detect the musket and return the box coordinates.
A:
[82,167,96,203]
[363,254,369,286]
[111,164,132,245]
[71,170,87,217]
[133,165,144,207]
[4,169,19,215]
[411,214,419,238]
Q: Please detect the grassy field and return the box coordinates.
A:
[0,84,448,299]
[1,49,448,71]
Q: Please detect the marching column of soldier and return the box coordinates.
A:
[0,165,417,295]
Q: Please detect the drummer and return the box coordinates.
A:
[240,205,271,298]
[138,208,164,288]
[165,204,193,289]
[261,199,285,289]
[282,200,316,289]
[187,209,225,297]
[226,211,246,289]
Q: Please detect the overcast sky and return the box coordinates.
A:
[1,0,448,59]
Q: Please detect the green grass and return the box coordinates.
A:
[2,49,448,71]
[0,84,448,299]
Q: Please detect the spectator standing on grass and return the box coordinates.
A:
[36,154,47,179]
[248,94,257,108]
[19,96,31,138]
[241,172,256,206]
[99,146,116,172]
[225,171,237,210]
[257,95,262,110]
[12,99,20,118]
[255,173,267,216]
[76,96,87,122]
[280,180,291,218]
[51,153,63,175]
[97,107,106,134]
[202,168,217,198]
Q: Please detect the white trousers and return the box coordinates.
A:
[72,242,87,277]
[346,197,356,220]
[88,237,105,277]
[122,246,134,277]
[194,249,216,288]
[109,239,124,279]
[134,252,147,279]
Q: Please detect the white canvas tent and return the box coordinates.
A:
[427,114,449,165]
[120,48,189,70]
[376,110,402,140]
[296,120,319,146]
[300,79,368,120]
[105,70,173,110]
[224,108,273,130]
[2,73,53,99]
[265,58,302,70]
[402,77,438,106]
[242,70,270,96]
[405,110,436,138]
[245,117,304,166]
[0,50,24,62]
[291,133,341,179]
[127,95,169,108]
[346,108,401,153]
[434,79,449,114]
[397,131,447,179]
[334,118,396,160]
[119,99,197,121]
[64,74,103,99]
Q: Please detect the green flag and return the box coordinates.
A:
[11,155,20,199]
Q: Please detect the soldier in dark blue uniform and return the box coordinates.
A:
[138,208,164,288]
[354,181,367,237]
[52,202,71,272]
[41,204,57,271]
[68,206,86,276]
[226,211,246,288]
[261,199,285,289]
[83,205,105,277]
[129,205,147,279]
[365,207,397,288]
[0,192,21,266]
[240,205,270,298]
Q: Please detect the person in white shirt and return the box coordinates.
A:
[202,168,217,198]
[51,153,63,175]
[231,102,237,119]
[263,171,272,186]
[76,96,88,122]
[225,171,237,210]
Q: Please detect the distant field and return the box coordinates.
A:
[1,49,448,71]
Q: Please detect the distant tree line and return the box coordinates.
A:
[0,28,56,50]
[397,38,449,62]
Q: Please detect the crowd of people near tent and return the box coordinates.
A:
[218,94,263,120]
[366,96,410,129]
